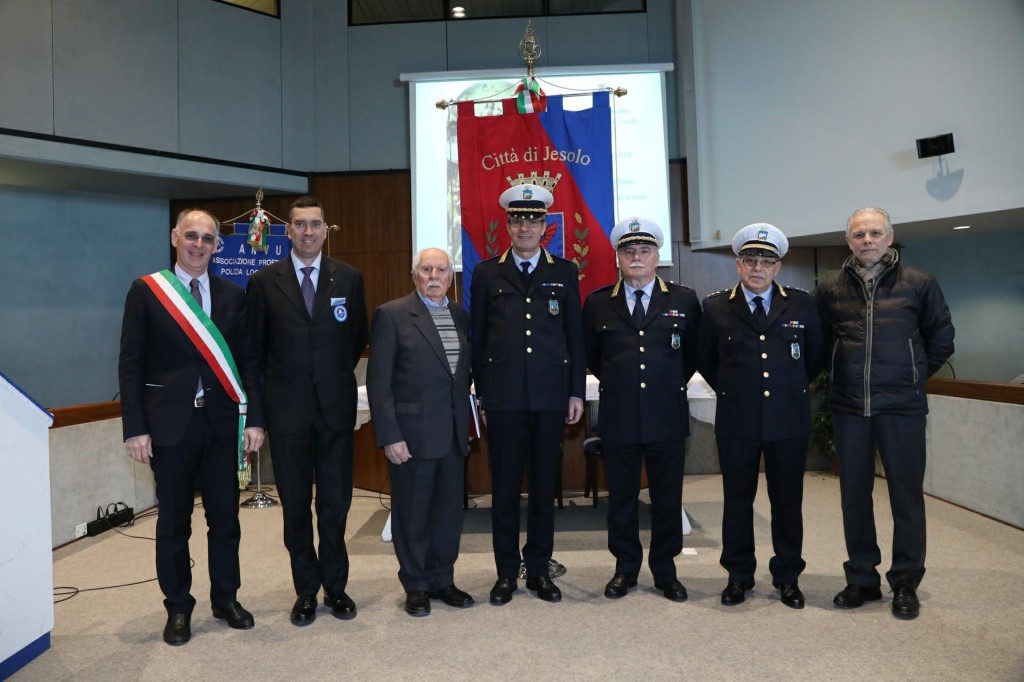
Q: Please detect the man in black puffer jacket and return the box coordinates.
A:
[817,207,954,620]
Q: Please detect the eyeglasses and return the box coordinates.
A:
[177,229,218,245]
[739,256,779,269]
[509,216,545,226]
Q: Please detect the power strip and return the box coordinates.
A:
[86,506,135,537]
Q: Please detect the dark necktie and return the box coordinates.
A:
[753,295,767,325]
[190,279,204,393]
[520,260,532,288]
[301,266,315,316]
[632,290,646,327]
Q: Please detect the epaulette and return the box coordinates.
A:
[703,288,731,301]
[782,284,810,295]
[497,247,556,265]
[610,275,670,299]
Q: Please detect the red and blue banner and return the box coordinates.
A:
[457,91,616,308]
[210,223,290,289]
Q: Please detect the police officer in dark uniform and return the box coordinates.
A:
[583,217,701,602]
[697,223,823,609]
[470,183,586,605]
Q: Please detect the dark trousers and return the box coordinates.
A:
[833,412,928,589]
[717,437,807,585]
[270,403,354,598]
[388,443,465,592]
[601,438,686,583]
[150,406,241,616]
[486,410,564,579]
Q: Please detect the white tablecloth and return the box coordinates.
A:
[359,372,716,432]
[585,372,716,425]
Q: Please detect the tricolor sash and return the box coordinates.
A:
[141,269,251,489]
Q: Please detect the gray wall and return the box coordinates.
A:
[903,230,1024,383]
[0,186,167,407]
[687,0,1024,244]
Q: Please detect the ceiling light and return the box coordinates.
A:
[952,225,971,230]
[451,6,465,17]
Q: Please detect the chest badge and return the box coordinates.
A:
[548,299,560,316]
[671,332,681,349]
[790,342,801,359]
[331,297,348,322]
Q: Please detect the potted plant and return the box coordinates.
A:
[810,370,838,473]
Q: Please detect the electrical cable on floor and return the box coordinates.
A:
[54,502,196,603]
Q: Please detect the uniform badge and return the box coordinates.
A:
[790,342,801,359]
[331,297,348,322]
[548,299,560,316]
[671,333,681,349]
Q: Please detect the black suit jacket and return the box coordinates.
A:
[366,292,471,459]
[118,273,264,447]
[469,248,585,412]
[698,281,824,441]
[583,278,701,444]
[246,256,368,432]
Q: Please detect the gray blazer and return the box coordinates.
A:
[366,291,471,459]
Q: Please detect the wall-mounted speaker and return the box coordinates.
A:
[916,132,955,159]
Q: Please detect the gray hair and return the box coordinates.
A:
[846,207,892,235]
[411,248,452,272]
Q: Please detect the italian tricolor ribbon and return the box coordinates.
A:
[141,270,251,489]
[515,76,546,113]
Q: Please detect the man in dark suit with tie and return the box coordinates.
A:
[582,217,701,602]
[367,248,474,617]
[119,208,265,645]
[246,195,368,625]
[697,223,823,609]
[470,183,585,605]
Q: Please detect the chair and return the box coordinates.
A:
[582,400,603,508]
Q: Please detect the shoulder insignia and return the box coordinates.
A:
[497,248,512,264]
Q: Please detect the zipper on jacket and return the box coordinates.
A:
[861,279,874,417]
[908,338,919,384]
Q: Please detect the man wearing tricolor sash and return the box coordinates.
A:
[119,209,265,646]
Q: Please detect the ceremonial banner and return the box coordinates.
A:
[210,223,290,288]
[458,91,616,308]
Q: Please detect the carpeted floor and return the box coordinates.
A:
[15,473,1024,681]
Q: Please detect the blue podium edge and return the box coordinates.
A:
[0,632,51,679]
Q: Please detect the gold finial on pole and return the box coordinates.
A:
[518,20,542,78]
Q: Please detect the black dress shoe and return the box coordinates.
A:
[212,601,255,629]
[290,594,317,626]
[833,584,883,609]
[489,578,518,605]
[891,582,920,619]
[163,613,191,646]
[324,591,357,620]
[604,573,638,599]
[654,579,689,602]
[405,591,431,617]
[430,584,475,608]
[721,580,755,606]
[773,582,805,609]
[525,575,562,603]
